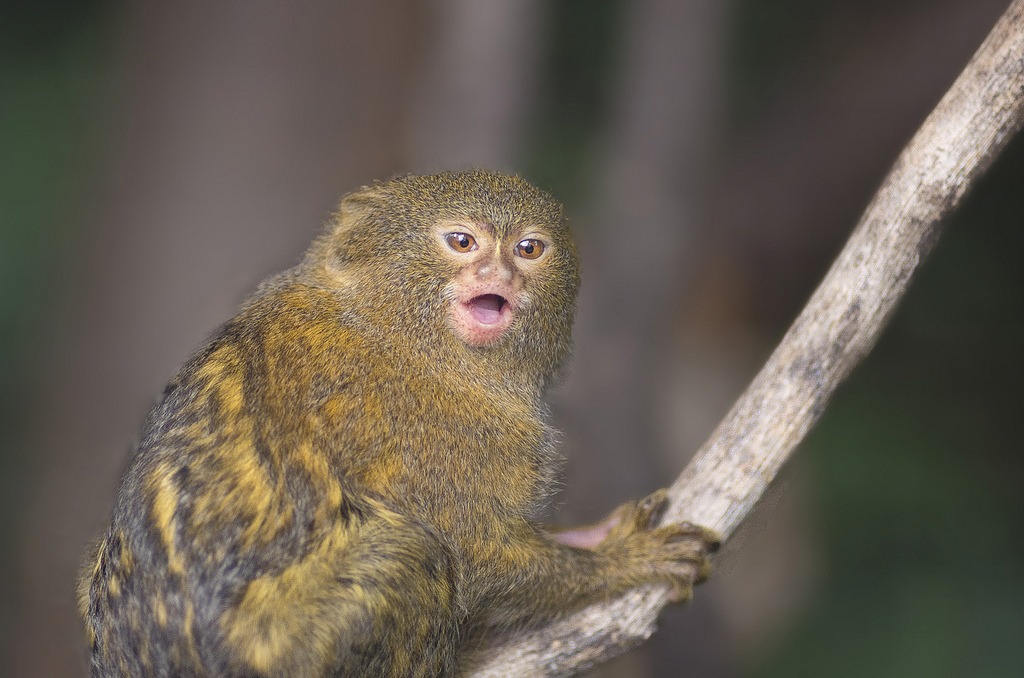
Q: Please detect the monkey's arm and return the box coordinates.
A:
[544,512,625,549]
[478,491,716,628]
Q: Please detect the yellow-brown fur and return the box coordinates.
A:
[80,170,715,677]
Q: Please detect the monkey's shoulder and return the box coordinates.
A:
[151,283,369,418]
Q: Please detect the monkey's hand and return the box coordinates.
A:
[481,492,718,625]
[591,489,719,603]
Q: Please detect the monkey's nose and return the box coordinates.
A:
[476,259,514,283]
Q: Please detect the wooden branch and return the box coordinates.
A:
[463,1,1024,675]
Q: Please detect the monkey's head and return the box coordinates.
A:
[305,170,580,389]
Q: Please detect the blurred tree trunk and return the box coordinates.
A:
[559,1,731,675]
[8,2,423,676]
[408,0,544,173]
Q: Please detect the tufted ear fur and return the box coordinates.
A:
[302,185,385,279]
[331,186,385,250]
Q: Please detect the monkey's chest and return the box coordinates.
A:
[403,438,543,521]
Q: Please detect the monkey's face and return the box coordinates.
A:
[435,220,553,347]
[311,170,579,386]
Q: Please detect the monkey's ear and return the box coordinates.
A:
[309,185,386,276]
[333,186,384,236]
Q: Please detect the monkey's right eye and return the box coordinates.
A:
[445,233,477,253]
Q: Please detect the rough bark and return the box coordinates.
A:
[463,1,1024,675]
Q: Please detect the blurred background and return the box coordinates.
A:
[2,0,1023,676]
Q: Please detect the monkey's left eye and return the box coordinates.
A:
[515,239,545,259]
[445,232,477,253]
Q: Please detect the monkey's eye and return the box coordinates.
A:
[445,232,477,253]
[515,238,545,260]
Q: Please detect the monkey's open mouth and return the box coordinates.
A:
[451,291,515,346]
[466,294,508,325]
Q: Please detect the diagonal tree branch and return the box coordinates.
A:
[464,1,1024,675]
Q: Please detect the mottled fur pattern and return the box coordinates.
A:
[81,170,714,677]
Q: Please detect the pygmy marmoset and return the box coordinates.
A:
[80,170,717,677]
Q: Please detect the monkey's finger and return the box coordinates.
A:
[655,523,720,551]
[636,489,670,528]
[663,571,698,603]
[674,523,722,552]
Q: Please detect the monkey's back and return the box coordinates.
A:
[81,283,466,677]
